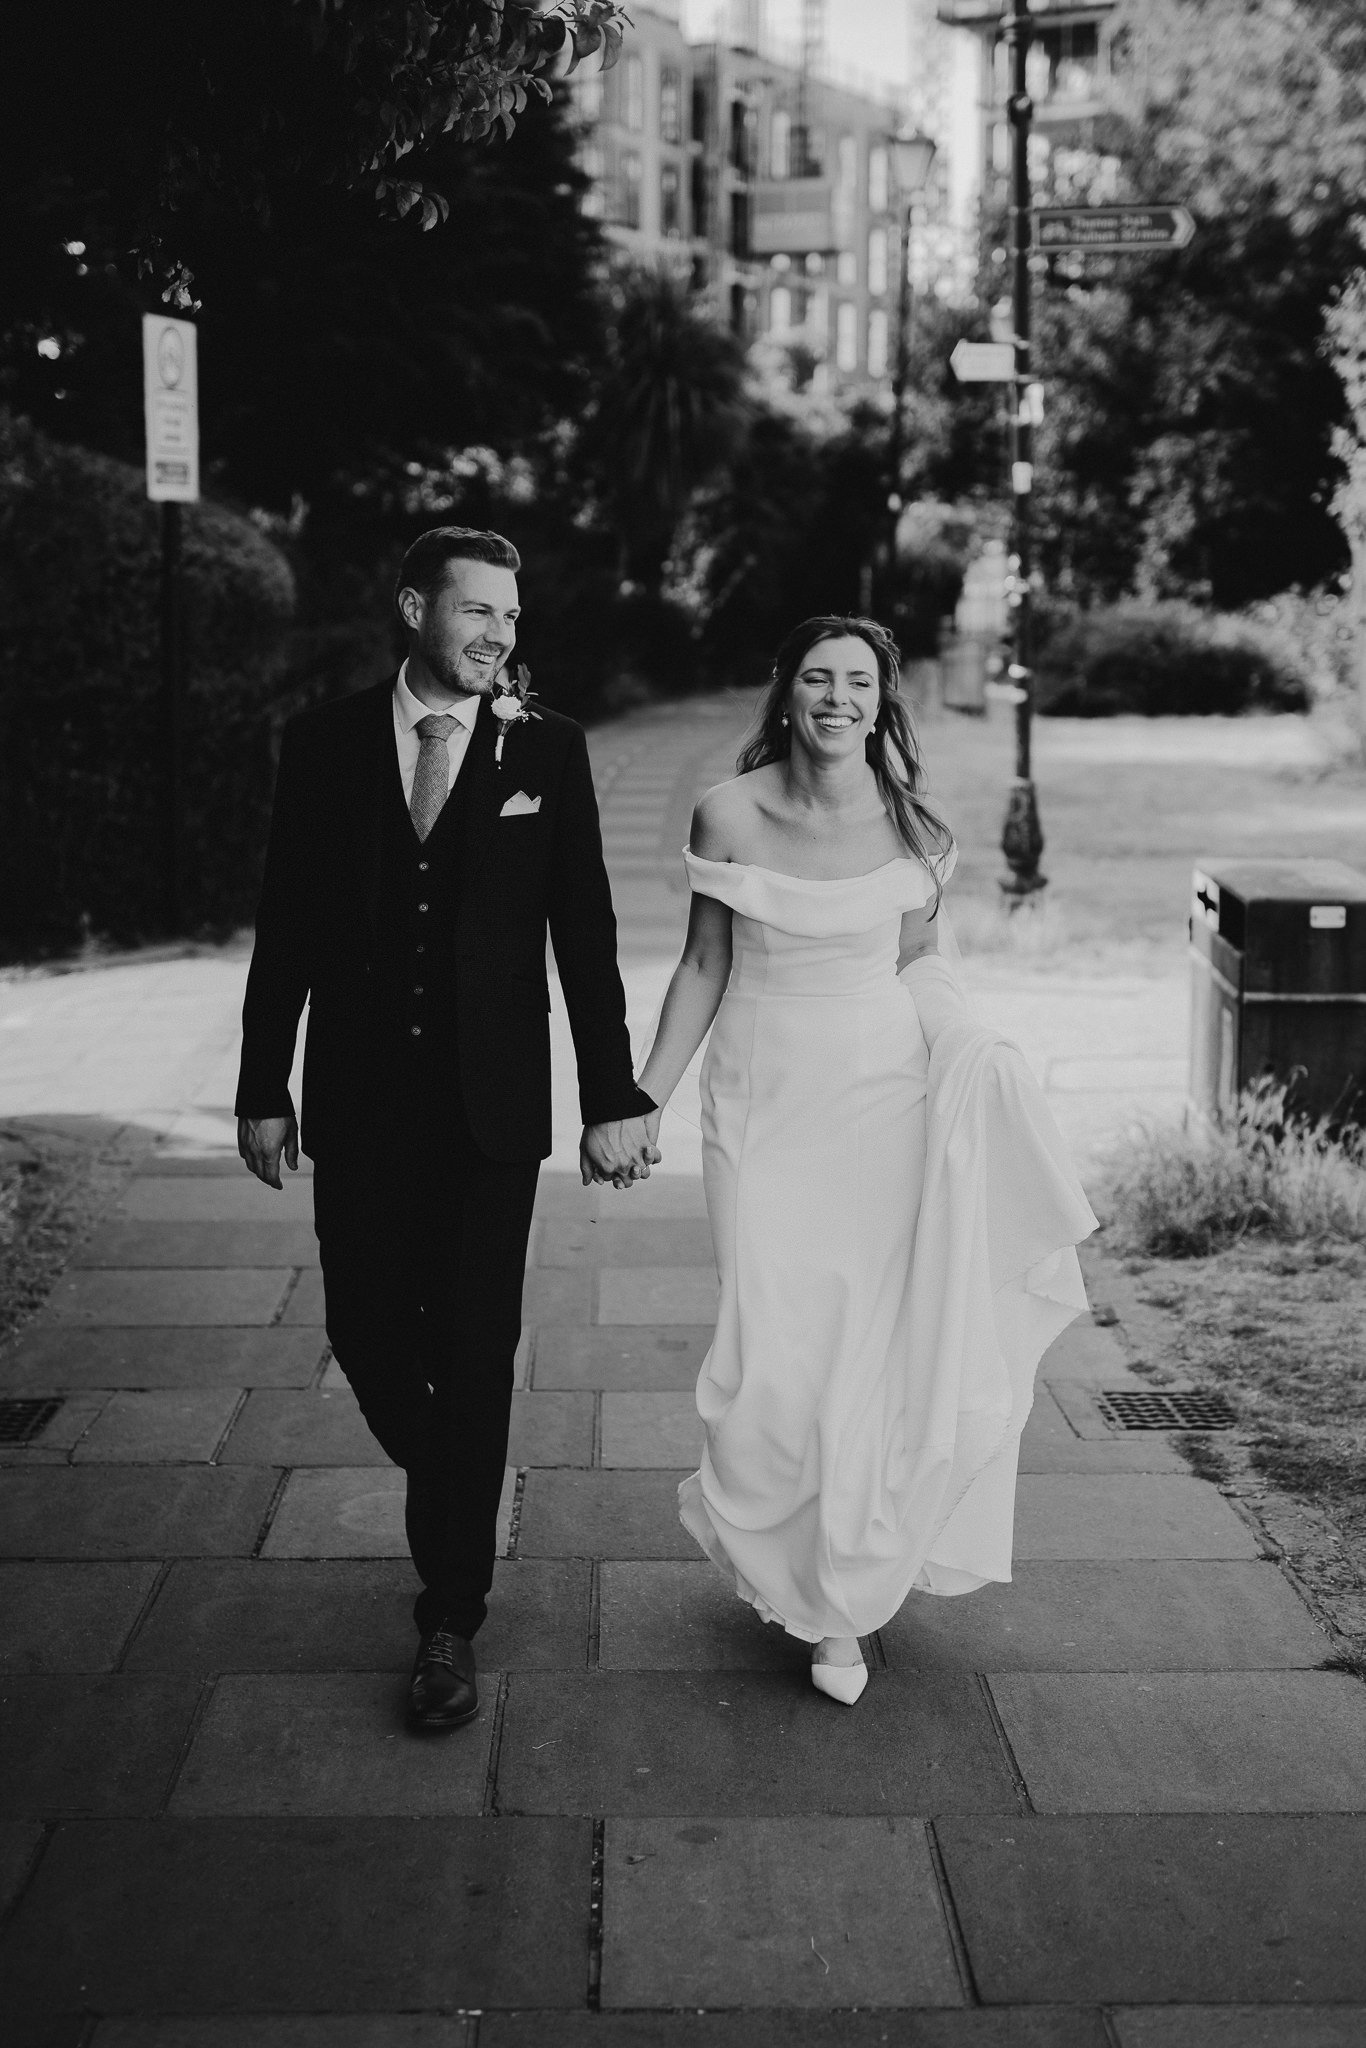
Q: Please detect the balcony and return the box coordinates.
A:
[751,177,837,257]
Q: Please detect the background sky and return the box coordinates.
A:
[679,0,917,96]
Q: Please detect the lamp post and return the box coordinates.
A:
[999,0,1046,902]
[882,128,937,613]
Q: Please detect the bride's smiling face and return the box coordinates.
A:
[787,636,881,762]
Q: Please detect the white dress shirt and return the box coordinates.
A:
[392,660,481,807]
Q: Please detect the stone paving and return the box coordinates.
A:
[2,694,1365,2043]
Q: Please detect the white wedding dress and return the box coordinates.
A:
[677,849,1097,1643]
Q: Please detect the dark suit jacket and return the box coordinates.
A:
[234,676,653,1161]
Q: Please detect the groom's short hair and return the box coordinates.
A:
[395,526,521,618]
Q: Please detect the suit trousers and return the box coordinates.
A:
[311,1081,539,1639]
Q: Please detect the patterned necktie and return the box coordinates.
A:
[409,713,461,842]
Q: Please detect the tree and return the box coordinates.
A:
[2,0,628,300]
[994,0,1366,607]
[1323,262,1366,714]
[583,270,750,598]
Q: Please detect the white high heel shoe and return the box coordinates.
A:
[810,1646,868,1705]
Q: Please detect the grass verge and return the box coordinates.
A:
[1096,1095,1366,1656]
[0,1119,141,1347]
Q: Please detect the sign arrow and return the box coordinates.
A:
[1033,204,1196,253]
[950,339,1016,383]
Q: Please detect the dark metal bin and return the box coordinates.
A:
[1189,858,1366,1125]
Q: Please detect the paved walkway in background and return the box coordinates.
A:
[1,694,1364,2043]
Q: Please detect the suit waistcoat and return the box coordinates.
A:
[373,745,468,1085]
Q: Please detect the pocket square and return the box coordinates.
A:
[499,790,541,818]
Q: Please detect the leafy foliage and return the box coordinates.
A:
[0,413,296,957]
[2,0,627,299]
[1035,601,1311,716]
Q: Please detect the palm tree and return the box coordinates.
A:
[589,268,749,597]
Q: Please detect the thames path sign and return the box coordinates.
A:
[1033,205,1196,253]
[142,314,200,502]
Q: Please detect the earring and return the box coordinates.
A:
[781,714,789,726]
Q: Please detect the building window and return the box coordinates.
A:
[836,301,858,373]
[575,71,603,121]
[620,151,642,229]
[624,51,645,132]
[660,64,681,144]
[867,226,888,297]
[770,285,792,335]
[660,162,681,237]
[692,79,709,144]
[1026,42,1052,102]
[867,308,889,380]
[838,134,858,192]
[729,99,752,175]
[808,286,829,341]
[770,108,791,179]
[691,157,709,236]
[867,144,888,213]
[729,190,750,257]
[836,248,857,288]
[580,144,605,218]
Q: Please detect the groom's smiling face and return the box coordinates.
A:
[401,558,521,702]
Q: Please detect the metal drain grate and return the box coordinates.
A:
[0,1396,63,1445]
[1098,1389,1236,1432]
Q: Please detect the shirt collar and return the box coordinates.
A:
[394,660,482,736]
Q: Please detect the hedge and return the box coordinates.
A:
[0,413,295,959]
[1034,600,1312,717]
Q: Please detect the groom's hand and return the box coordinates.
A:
[580,1116,662,1190]
[238,1114,300,1190]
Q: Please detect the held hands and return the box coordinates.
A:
[580,1114,662,1191]
[238,1114,300,1190]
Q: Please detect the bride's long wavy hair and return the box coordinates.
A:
[736,615,953,910]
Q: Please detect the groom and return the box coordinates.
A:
[235,525,657,1729]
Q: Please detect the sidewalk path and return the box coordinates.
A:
[2,694,1364,2042]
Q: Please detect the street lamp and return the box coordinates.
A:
[882,128,936,613]
[999,0,1046,902]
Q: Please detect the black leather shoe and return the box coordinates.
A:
[408,1622,479,1730]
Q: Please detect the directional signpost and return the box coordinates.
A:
[143,314,199,933]
[950,338,1017,383]
[1033,204,1196,253]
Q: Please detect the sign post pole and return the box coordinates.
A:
[160,501,184,933]
[142,315,199,935]
[1001,0,1046,904]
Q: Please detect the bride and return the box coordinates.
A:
[636,615,1096,1704]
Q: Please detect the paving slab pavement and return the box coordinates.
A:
[0,693,1359,2035]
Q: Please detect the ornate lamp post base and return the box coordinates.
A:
[1000,776,1047,903]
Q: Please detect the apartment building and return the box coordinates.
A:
[571,5,905,393]
[571,3,695,269]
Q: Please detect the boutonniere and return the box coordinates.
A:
[490,663,542,768]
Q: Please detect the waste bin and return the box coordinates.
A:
[1189,858,1366,1125]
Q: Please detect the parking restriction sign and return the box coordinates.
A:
[143,314,199,502]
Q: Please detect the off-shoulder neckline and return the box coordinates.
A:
[684,849,918,886]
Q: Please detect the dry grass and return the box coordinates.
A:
[1099,1081,1366,1259]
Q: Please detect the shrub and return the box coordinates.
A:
[889,502,977,659]
[1035,600,1312,716]
[1100,1080,1366,1258]
[0,412,295,958]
